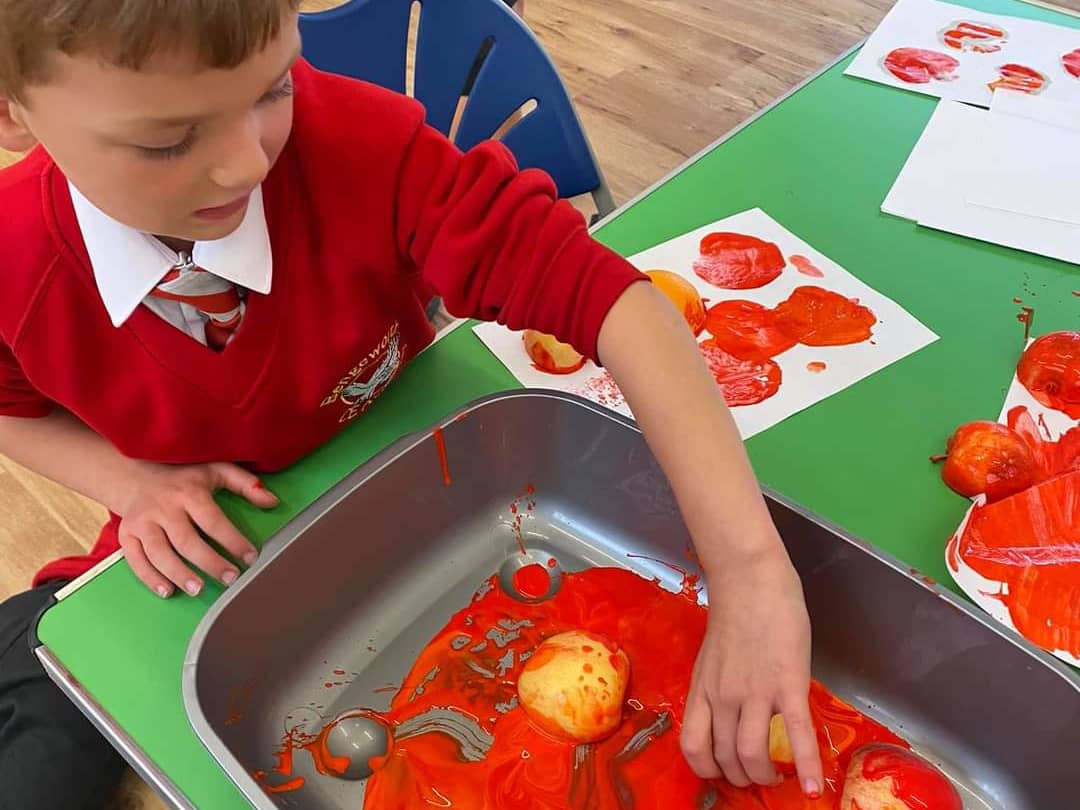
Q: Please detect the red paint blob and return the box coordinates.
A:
[432,427,452,487]
[861,747,963,810]
[1017,331,1080,419]
[1066,49,1080,78]
[547,558,558,568]
[883,47,960,83]
[941,21,1007,53]
[806,361,827,374]
[774,286,877,346]
[704,300,797,361]
[512,563,551,599]
[699,340,783,407]
[692,232,786,289]
[989,63,1047,94]
[790,254,826,278]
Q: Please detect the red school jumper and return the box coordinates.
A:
[0,59,645,586]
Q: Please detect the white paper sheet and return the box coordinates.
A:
[945,355,1080,668]
[474,209,938,440]
[963,90,1080,224]
[882,100,988,220]
[846,0,1080,107]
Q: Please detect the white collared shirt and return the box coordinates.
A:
[69,182,273,345]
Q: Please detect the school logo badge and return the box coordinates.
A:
[321,323,406,423]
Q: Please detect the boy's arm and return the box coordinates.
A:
[598,283,823,797]
[0,410,276,595]
[394,129,823,795]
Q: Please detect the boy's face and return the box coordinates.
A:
[2,15,301,243]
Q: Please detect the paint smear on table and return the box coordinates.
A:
[845,0,1080,107]
[258,566,930,808]
[945,349,1080,667]
[473,208,936,441]
[432,427,452,486]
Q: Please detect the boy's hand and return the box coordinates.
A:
[680,547,823,797]
[116,462,279,598]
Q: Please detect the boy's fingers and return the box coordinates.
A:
[680,688,722,779]
[140,524,205,596]
[713,702,751,787]
[121,535,174,598]
[780,692,824,798]
[165,517,239,587]
[210,462,280,508]
[734,700,778,785]
[187,495,258,566]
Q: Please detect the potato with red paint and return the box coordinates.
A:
[517,630,629,743]
[646,269,706,336]
[938,421,1037,501]
[840,745,961,810]
[522,330,586,375]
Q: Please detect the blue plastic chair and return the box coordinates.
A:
[298,0,615,216]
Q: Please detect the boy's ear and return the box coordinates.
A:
[0,97,38,153]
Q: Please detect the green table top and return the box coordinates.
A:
[37,1,1079,806]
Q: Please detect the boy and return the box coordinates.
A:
[0,2,823,807]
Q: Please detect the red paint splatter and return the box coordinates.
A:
[1017,306,1035,343]
[577,371,626,409]
[699,340,782,407]
[323,682,333,689]
[704,299,797,361]
[265,566,908,807]
[509,487,538,555]
[1017,331,1080,419]
[790,254,826,278]
[774,286,877,346]
[333,669,346,676]
[858,746,962,810]
[432,427,452,487]
[512,563,551,599]
[807,361,828,373]
[940,21,1007,53]
[989,63,1048,95]
[626,552,702,600]
[547,558,558,568]
[883,48,960,84]
[692,232,786,289]
[1065,49,1080,78]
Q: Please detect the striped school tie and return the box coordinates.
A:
[149,251,245,350]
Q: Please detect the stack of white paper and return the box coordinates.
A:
[882,90,1080,265]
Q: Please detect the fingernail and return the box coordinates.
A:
[244,551,258,566]
[185,580,202,596]
[804,778,821,799]
[156,585,171,598]
[222,569,238,586]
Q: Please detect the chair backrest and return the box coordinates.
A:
[298,0,608,205]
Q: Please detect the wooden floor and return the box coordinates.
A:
[0,1,894,807]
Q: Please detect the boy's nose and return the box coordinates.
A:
[209,114,270,191]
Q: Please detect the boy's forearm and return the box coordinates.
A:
[0,410,142,516]
[597,283,787,581]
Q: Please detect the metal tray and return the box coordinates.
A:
[183,391,1080,809]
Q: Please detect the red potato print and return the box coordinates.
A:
[774,286,878,346]
[699,340,782,407]
[940,21,1007,53]
[1065,49,1080,79]
[988,64,1048,95]
[692,232,786,289]
[883,48,960,84]
[704,300,797,362]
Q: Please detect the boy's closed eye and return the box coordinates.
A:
[135,76,295,161]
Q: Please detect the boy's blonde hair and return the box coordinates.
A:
[0,0,301,101]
